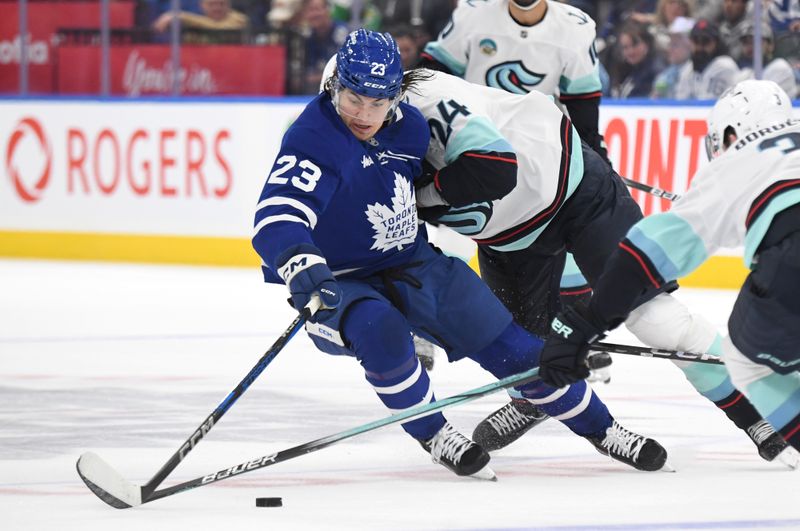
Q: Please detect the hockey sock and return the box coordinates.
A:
[519,379,612,437]
[714,390,763,430]
[344,299,445,440]
[470,321,612,436]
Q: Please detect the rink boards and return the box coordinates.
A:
[2,97,797,288]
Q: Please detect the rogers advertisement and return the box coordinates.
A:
[0,100,299,237]
[0,1,135,93]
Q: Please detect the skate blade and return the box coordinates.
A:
[660,460,677,473]
[774,447,800,471]
[469,464,497,481]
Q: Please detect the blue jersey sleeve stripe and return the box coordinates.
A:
[256,196,318,228]
[253,214,310,237]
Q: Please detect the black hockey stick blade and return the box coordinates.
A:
[589,341,723,365]
[77,452,142,509]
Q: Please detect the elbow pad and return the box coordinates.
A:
[434,151,517,207]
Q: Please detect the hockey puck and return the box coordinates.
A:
[256,497,283,508]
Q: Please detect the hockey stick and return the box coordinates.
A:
[77,297,321,509]
[77,362,552,508]
[622,177,682,202]
[590,341,723,365]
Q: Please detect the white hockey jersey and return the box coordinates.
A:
[675,55,740,100]
[625,118,800,281]
[405,70,585,251]
[422,0,601,97]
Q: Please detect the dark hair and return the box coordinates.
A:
[618,20,655,52]
[324,66,435,97]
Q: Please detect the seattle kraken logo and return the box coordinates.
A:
[438,202,493,236]
[485,61,545,94]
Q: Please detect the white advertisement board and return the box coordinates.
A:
[0,100,304,237]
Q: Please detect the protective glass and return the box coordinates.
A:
[333,83,399,125]
[704,132,719,160]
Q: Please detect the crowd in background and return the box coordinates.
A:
[130,0,800,96]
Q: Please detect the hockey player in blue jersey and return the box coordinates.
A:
[537,79,800,455]
[253,29,669,478]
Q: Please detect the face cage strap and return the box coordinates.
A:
[332,80,402,125]
[510,0,543,11]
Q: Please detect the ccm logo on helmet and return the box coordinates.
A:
[363,82,388,89]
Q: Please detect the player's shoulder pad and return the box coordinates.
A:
[391,102,431,156]
[549,0,597,43]
[285,95,350,160]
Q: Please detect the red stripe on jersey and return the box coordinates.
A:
[559,91,602,101]
[746,179,800,227]
[475,118,572,245]
[619,242,661,288]
[718,392,744,409]
[464,152,518,165]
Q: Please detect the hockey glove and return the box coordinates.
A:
[276,244,341,322]
[539,304,607,388]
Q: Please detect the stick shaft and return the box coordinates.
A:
[140,306,311,499]
[590,341,723,365]
[622,177,681,202]
[145,367,541,503]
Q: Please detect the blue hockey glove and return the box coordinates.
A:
[276,244,341,322]
[539,304,607,388]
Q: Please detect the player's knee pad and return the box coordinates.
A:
[625,293,718,353]
[342,298,413,371]
[470,322,542,379]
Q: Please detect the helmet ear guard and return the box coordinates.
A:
[704,79,793,160]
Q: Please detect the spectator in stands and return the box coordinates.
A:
[138,0,203,28]
[767,0,800,37]
[736,20,798,98]
[674,18,738,98]
[386,24,422,70]
[652,16,695,98]
[611,20,666,97]
[719,0,750,62]
[381,0,455,44]
[268,0,302,28]
[152,0,249,40]
[299,0,349,93]
[693,0,723,21]
[330,0,383,30]
[643,0,695,54]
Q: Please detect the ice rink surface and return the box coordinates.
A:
[1,259,799,531]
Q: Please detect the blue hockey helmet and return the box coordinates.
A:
[335,29,403,100]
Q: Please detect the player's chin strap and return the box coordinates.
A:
[510,0,542,11]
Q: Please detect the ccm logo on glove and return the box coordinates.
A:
[278,254,326,284]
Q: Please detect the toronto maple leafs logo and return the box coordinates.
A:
[365,173,418,252]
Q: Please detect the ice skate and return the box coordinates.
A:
[472,398,549,452]
[747,420,800,470]
[587,420,670,472]
[413,334,437,371]
[420,422,496,480]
